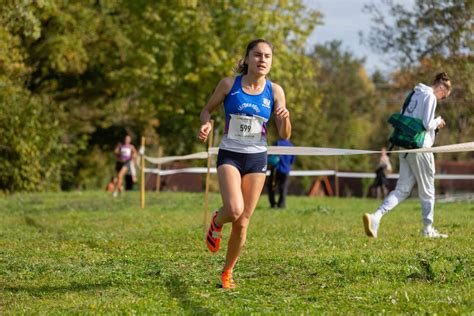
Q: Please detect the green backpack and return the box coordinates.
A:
[388,91,426,149]
[267,154,280,168]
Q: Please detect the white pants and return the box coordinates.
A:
[377,152,435,228]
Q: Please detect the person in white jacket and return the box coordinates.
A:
[363,72,452,238]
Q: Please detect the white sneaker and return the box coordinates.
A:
[112,191,118,198]
[363,213,379,238]
[422,228,448,238]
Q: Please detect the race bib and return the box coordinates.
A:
[228,114,264,143]
[120,147,132,160]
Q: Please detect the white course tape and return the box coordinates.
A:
[144,167,217,175]
[144,142,474,165]
[265,141,474,156]
[430,174,474,180]
[266,147,377,156]
[289,170,336,176]
[144,168,335,177]
[337,172,474,180]
[144,152,208,164]
[144,167,474,180]
[390,142,474,154]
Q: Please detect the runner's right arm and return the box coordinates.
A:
[198,77,234,141]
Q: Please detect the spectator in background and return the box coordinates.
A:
[363,72,451,239]
[125,171,135,191]
[372,147,392,198]
[124,159,137,190]
[113,135,138,197]
[106,176,116,193]
[268,139,295,208]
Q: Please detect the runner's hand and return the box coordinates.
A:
[274,106,289,120]
[198,122,212,142]
[438,117,446,129]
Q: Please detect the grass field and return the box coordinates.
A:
[0,191,472,314]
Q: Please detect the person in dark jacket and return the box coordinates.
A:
[268,139,295,208]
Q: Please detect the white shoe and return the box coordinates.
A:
[422,228,448,238]
[112,191,118,198]
[363,213,379,238]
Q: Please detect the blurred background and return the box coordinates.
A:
[0,0,472,193]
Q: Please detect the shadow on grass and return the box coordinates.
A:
[10,198,135,215]
[3,281,114,296]
[164,274,213,315]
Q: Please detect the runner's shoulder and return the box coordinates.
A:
[216,77,235,95]
[271,82,284,97]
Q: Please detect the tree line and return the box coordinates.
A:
[0,0,471,192]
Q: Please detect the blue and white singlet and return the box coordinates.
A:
[219,75,274,153]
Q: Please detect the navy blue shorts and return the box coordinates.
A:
[216,149,267,176]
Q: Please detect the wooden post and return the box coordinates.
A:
[334,156,339,197]
[156,163,161,193]
[156,146,163,193]
[323,176,334,197]
[140,136,146,209]
[203,120,214,234]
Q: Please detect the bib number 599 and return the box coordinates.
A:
[240,124,251,133]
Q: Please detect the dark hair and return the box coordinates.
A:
[432,72,452,91]
[235,39,273,74]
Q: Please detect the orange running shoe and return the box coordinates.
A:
[220,270,236,289]
[206,210,222,253]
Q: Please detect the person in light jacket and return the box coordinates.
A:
[363,72,451,238]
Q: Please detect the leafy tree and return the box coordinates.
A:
[122,0,323,154]
[0,0,324,191]
[291,41,379,172]
[0,1,72,192]
[0,91,74,192]
[362,0,472,65]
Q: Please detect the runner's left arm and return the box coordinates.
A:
[131,145,138,160]
[272,83,291,139]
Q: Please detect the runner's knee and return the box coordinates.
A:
[223,202,244,222]
[119,167,128,177]
[232,217,250,233]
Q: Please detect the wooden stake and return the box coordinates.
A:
[156,146,163,194]
[203,120,214,234]
[140,136,146,209]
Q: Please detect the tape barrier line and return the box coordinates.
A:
[144,142,474,165]
[266,141,474,156]
[144,152,208,164]
[391,142,474,154]
[425,174,474,180]
[145,168,337,177]
[145,167,217,176]
[144,167,474,180]
[287,170,336,176]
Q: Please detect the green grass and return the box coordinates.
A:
[0,191,472,314]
